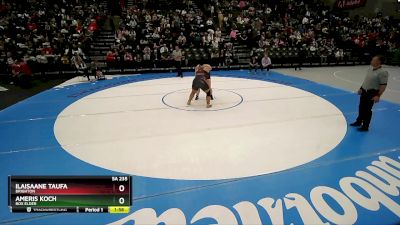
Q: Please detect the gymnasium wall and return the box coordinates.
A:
[322,0,400,18]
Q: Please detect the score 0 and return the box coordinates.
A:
[117,184,126,205]
[117,183,126,205]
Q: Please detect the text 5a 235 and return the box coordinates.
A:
[112,176,129,182]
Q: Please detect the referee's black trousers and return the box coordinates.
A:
[175,61,182,77]
[356,88,378,128]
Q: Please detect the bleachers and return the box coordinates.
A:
[2,0,399,80]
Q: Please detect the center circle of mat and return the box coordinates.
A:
[54,76,347,180]
[162,89,243,111]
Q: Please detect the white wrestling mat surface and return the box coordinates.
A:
[54,76,347,180]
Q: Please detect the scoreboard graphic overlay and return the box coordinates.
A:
[0,70,399,224]
[9,176,131,213]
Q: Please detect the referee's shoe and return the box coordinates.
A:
[350,122,369,132]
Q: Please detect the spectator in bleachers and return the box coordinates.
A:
[36,51,48,77]
[60,53,71,72]
[91,60,105,80]
[71,53,89,81]
[210,39,219,56]
[160,44,169,57]
[5,52,15,77]
[320,47,328,64]
[202,33,210,47]
[217,10,224,28]
[335,49,344,62]
[41,43,53,56]
[134,51,143,68]
[210,48,221,66]
[206,18,214,30]
[177,33,187,47]
[143,46,152,61]
[261,53,272,72]
[238,32,248,45]
[224,50,233,67]
[106,50,117,69]
[229,29,237,42]
[249,56,259,73]
[11,58,32,87]
[215,28,222,39]
[123,51,133,68]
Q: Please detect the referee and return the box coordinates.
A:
[172,46,183,78]
[350,55,389,132]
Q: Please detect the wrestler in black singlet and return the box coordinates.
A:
[192,71,211,93]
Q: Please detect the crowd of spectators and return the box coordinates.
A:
[106,0,239,69]
[203,0,400,65]
[108,0,400,70]
[1,0,400,85]
[0,0,104,85]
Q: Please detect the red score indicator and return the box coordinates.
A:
[9,176,130,195]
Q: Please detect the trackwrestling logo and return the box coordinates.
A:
[109,155,400,225]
